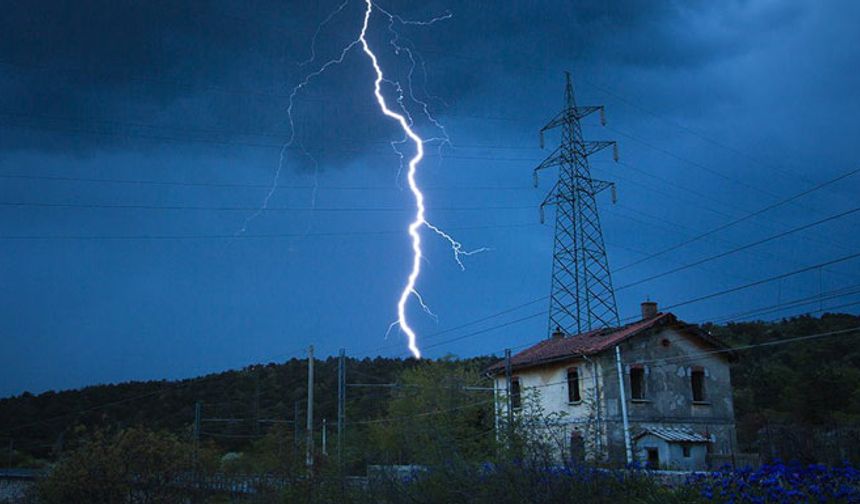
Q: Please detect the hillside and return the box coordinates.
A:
[2,313,859,466]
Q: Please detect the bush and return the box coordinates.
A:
[34,427,216,504]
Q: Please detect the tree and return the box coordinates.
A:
[35,427,216,504]
[367,357,495,466]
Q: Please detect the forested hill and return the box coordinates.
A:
[2,313,859,466]
[0,354,496,464]
[705,313,860,452]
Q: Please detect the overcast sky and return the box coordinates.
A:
[2,0,859,396]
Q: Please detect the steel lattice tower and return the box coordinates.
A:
[534,72,620,337]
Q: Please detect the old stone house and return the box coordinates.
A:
[488,301,737,470]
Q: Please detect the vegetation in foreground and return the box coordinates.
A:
[26,429,860,503]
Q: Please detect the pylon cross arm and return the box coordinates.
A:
[538,180,570,223]
[567,105,604,123]
[579,141,617,158]
[589,179,617,202]
[540,111,565,137]
[532,145,563,186]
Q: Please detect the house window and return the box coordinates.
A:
[691,368,706,402]
[682,444,691,458]
[630,366,645,400]
[510,377,522,410]
[567,367,581,403]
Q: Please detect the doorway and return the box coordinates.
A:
[646,447,660,469]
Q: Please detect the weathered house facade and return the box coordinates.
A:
[489,302,737,470]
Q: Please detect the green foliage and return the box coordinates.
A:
[363,461,700,504]
[704,313,860,460]
[34,427,217,504]
[365,357,494,465]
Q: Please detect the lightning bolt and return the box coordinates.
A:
[359,0,488,359]
[358,0,427,359]
[239,0,485,358]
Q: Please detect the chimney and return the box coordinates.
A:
[641,300,658,320]
[551,326,565,340]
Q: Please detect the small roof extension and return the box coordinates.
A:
[633,426,712,444]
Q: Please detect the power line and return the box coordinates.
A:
[0,172,533,192]
[351,296,548,358]
[358,251,860,360]
[607,203,856,285]
[704,286,860,324]
[614,167,860,272]
[0,222,539,241]
[625,250,860,322]
[0,120,542,163]
[0,200,535,213]
[350,398,495,425]
[616,204,860,291]
[394,257,860,359]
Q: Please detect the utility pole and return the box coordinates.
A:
[337,348,345,467]
[7,439,12,468]
[306,345,314,468]
[322,419,328,456]
[193,401,201,443]
[193,401,201,472]
[504,348,513,437]
[533,71,620,337]
[293,401,300,462]
[615,346,633,465]
[253,370,261,436]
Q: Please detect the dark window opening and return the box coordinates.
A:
[567,368,581,403]
[691,368,706,402]
[511,377,521,410]
[646,448,659,469]
[630,366,645,400]
[682,444,691,458]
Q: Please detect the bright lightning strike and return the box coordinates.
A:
[358,0,427,359]
[240,0,485,358]
[359,0,486,359]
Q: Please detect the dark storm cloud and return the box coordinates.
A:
[0,0,803,167]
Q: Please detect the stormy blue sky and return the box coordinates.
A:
[2,0,859,396]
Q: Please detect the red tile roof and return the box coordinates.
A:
[487,312,733,374]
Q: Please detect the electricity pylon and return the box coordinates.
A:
[533,72,620,337]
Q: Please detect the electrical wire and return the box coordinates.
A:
[0,222,539,241]
[0,200,535,213]
[616,205,860,291]
[614,167,860,272]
